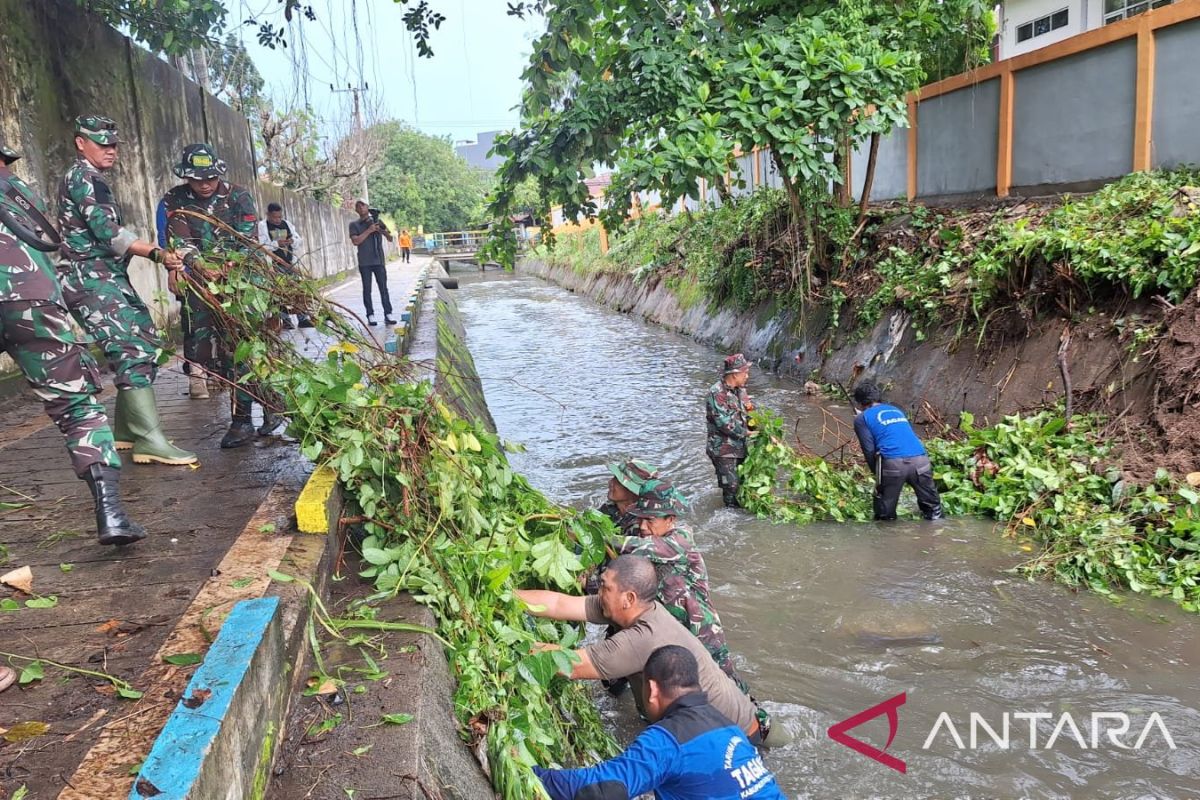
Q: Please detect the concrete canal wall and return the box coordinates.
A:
[518,258,1146,430]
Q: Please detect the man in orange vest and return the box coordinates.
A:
[399,229,413,263]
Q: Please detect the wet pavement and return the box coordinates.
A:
[453,268,1200,800]
[0,256,427,799]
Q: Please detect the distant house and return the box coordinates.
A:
[998,0,1175,58]
[455,130,506,172]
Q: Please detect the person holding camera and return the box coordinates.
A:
[348,200,395,327]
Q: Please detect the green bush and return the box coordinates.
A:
[741,408,1200,611]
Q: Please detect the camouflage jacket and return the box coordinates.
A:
[57,158,137,264]
[612,523,729,659]
[598,499,640,536]
[160,181,258,257]
[0,166,64,304]
[706,380,751,458]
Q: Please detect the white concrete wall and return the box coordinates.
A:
[999,0,1100,58]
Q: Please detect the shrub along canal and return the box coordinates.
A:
[454,269,1199,798]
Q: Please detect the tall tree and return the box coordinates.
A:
[487,0,993,271]
[366,122,491,233]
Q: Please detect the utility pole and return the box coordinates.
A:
[332,83,370,203]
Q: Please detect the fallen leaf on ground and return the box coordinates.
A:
[3,721,50,743]
[95,618,122,634]
[1187,471,1200,487]
[1,565,33,594]
[381,712,414,725]
[93,684,116,697]
[162,653,203,666]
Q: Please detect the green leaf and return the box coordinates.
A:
[18,661,43,684]
[1,598,19,612]
[163,653,204,666]
[267,570,295,583]
[380,713,414,725]
[59,563,73,573]
[25,596,57,609]
[116,685,144,700]
[529,538,583,589]
[258,523,277,534]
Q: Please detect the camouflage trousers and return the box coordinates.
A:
[183,288,273,421]
[61,260,161,390]
[711,455,745,507]
[661,601,749,694]
[0,300,119,476]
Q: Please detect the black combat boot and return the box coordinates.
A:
[257,412,285,437]
[82,464,147,546]
[221,418,256,449]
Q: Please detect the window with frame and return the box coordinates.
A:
[1105,0,1173,25]
[1016,7,1070,43]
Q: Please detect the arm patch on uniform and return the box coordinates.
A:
[90,176,115,205]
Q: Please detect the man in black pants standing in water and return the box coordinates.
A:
[852,381,944,520]
[348,200,395,327]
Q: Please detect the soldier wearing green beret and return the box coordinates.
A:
[57,115,196,467]
[0,143,144,546]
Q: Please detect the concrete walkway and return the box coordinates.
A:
[0,256,429,799]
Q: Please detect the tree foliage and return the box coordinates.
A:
[76,0,228,54]
[208,33,266,114]
[367,122,491,232]
[486,0,993,267]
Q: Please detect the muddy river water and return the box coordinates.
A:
[452,269,1200,799]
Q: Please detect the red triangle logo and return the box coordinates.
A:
[827,691,907,774]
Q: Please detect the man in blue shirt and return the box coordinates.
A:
[533,645,786,800]
[852,382,944,521]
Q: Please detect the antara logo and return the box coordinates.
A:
[827,692,908,773]
[829,693,1178,774]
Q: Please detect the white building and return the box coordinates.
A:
[997,0,1175,58]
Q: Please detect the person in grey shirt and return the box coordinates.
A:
[517,555,789,748]
[348,199,394,326]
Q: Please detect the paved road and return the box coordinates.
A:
[0,256,427,799]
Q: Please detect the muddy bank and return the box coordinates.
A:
[519,258,1197,476]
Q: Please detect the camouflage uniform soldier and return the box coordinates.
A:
[706,353,755,507]
[598,459,660,536]
[58,115,196,466]
[623,484,780,743]
[0,144,144,546]
[617,483,746,692]
[160,144,282,448]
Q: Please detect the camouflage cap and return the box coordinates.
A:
[74,115,121,145]
[0,145,18,165]
[173,143,227,180]
[608,459,660,495]
[722,352,751,375]
[629,480,688,519]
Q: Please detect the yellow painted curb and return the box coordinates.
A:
[295,465,338,534]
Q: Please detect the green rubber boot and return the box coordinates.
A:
[112,390,134,451]
[121,387,198,465]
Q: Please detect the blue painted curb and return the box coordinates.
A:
[130,596,281,800]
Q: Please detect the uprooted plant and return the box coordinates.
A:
[740,408,1200,611]
[172,214,616,798]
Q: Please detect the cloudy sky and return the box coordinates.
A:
[239,0,544,145]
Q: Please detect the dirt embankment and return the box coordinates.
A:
[1144,291,1200,477]
[519,257,1200,481]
